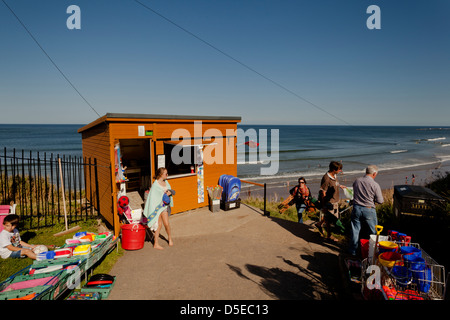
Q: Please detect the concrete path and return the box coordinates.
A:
[107,204,347,300]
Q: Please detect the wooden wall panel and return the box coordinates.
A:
[166,175,199,214]
[109,123,154,139]
[80,123,114,227]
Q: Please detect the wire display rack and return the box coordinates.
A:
[360,242,446,300]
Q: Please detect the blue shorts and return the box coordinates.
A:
[9,246,32,259]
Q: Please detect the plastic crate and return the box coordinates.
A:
[221,198,241,211]
[0,285,51,300]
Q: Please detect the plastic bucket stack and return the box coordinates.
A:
[378,252,402,268]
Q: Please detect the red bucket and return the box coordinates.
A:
[360,239,369,259]
[121,224,146,250]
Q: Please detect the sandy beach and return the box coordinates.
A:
[240,161,450,201]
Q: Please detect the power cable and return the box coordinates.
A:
[133,0,356,128]
[1,0,101,118]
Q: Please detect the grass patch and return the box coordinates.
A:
[0,219,124,284]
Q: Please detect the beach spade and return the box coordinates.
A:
[371,225,384,265]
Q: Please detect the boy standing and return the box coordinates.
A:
[0,214,38,259]
[315,161,346,241]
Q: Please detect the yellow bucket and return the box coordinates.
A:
[378,241,398,253]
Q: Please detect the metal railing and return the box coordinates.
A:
[0,148,102,229]
[240,179,267,215]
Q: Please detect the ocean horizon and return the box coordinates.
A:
[1,123,450,186]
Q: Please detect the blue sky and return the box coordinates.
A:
[1,0,449,126]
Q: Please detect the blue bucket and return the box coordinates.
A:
[392,265,410,288]
[403,254,423,269]
[415,266,431,293]
[409,256,426,271]
[400,246,421,258]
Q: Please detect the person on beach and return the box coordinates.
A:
[0,214,50,260]
[289,177,312,223]
[143,167,174,250]
[315,161,346,242]
[348,165,384,256]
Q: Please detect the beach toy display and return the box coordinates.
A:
[0,231,117,300]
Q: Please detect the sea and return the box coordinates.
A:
[1,124,450,185]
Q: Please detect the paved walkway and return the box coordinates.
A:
[107,204,347,300]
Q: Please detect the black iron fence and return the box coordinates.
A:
[0,148,102,230]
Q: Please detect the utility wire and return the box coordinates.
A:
[2,0,101,118]
[133,0,356,127]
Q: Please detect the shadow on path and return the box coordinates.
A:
[227,250,344,300]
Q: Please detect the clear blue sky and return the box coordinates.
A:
[1,0,449,126]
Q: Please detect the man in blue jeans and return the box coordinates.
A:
[349,165,384,256]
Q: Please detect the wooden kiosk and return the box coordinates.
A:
[78,113,241,236]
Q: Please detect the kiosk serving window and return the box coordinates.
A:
[163,142,203,176]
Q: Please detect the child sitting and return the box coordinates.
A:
[0,214,46,260]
